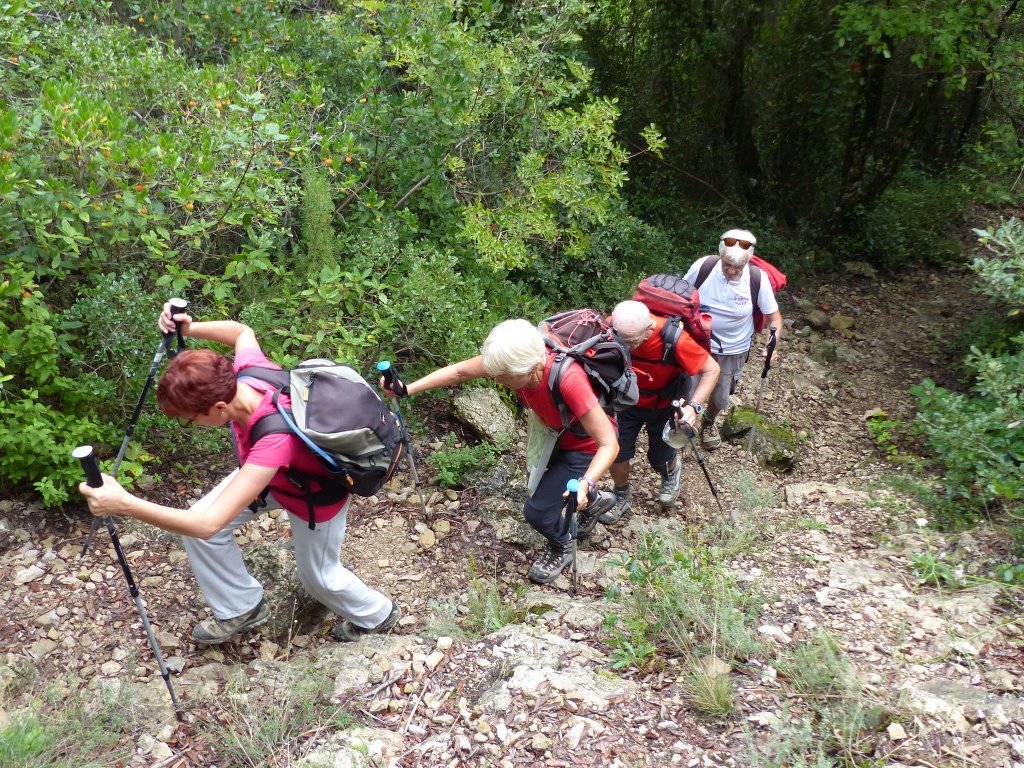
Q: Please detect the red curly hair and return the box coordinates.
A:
[157,349,237,418]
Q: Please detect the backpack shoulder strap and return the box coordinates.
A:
[694,256,718,289]
[546,352,575,431]
[249,411,293,447]
[659,317,683,365]
[238,366,290,392]
[748,263,762,309]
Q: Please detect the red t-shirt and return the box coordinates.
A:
[234,347,348,524]
[518,352,606,453]
[629,316,709,409]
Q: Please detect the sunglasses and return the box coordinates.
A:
[721,237,754,249]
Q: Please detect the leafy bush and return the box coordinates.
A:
[428,433,506,490]
[911,218,1024,521]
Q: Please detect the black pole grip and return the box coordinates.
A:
[376,360,408,397]
[761,326,778,378]
[73,445,103,488]
[165,297,188,355]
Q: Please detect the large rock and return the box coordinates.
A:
[452,388,516,444]
[722,407,799,471]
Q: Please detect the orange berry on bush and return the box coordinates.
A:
[135,184,144,192]
[324,157,334,167]
[184,201,195,211]
[345,156,353,164]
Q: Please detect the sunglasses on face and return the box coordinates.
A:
[721,237,753,249]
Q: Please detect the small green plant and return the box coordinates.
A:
[462,562,527,635]
[910,550,966,589]
[993,562,1024,585]
[428,433,506,489]
[865,411,914,463]
[602,612,659,671]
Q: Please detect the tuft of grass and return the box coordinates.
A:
[200,667,352,767]
[0,684,137,768]
[777,630,857,700]
[680,657,733,718]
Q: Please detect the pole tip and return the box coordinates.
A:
[71,445,94,460]
[566,478,580,493]
[376,360,391,371]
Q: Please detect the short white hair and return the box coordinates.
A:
[481,319,546,377]
[611,300,651,347]
[718,228,757,266]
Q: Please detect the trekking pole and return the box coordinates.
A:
[82,298,188,557]
[376,360,428,513]
[745,326,778,454]
[671,400,725,513]
[72,445,181,713]
[562,478,580,596]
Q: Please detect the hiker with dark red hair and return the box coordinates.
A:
[683,229,783,449]
[78,303,399,646]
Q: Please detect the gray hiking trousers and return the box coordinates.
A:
[181,495,392,628]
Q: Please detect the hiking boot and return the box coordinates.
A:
[192,598,270,645]
[658,460,682,508]
[701,420,722,450]
[577,490,616,537]
[333,600,401,643]
[599,485,632,525]
[527,541,575,584]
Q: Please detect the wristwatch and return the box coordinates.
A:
[684,401,705,415]
[580,476,597,496]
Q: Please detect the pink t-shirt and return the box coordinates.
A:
[233,347,348,524]
[518,352,608,453]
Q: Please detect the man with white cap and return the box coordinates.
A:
[683,229,782,449]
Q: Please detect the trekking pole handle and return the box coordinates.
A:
[376,360,408,398]
[670,400,697,438]
[761,326,778,378]
[72,445,103,488]
[164,297,189,350]
[565,478,580,512]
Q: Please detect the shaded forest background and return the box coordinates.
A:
[1,0,1021,522]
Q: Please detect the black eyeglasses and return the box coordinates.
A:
[721,237,754,249]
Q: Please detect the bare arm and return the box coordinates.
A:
[398,356,488,396]
[158,302,259,354]
[575,404,619,509]
[79,463,278,539]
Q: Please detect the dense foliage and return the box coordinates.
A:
[1,0,1022,504]
[912,219,1024,522]
[0,0,665,503]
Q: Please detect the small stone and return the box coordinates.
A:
[436,636,454,651]
[887,722,908,740]
[15,565,44,584]
[418,529,436,549]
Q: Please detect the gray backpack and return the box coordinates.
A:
[241,360,405,527]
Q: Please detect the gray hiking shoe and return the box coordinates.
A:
[599,485,632,525]
[527,541,575,584]
[577,490,616,537]
[658,460,682,508]
[333,600,401,642]
[701,420,722,450]
[192,598,270,645]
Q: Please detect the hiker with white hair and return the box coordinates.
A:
[683,228,783,449]
[381,318,619,585]
[605,300,720,521]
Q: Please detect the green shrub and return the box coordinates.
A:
[428,433,506,490]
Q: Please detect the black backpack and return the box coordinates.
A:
[240,360,406,528]
[537,309,639,434]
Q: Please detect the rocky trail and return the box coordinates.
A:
[1,263,1022,768]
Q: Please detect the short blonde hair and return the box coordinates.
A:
[611,300,652,347]
[481,319,546,377]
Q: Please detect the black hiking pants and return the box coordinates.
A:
[523,449,592,549]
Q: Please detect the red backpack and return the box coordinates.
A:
[538,309,639,433]
[632,274,714,356]
[695,254,786,332]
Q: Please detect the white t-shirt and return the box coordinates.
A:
[683,256,779,355]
